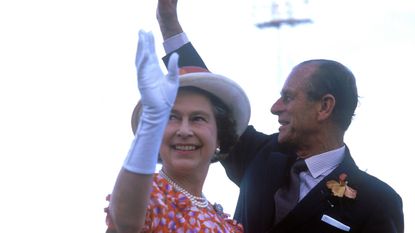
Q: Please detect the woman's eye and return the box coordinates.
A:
[169,114,179,120]
[192,116,207,122]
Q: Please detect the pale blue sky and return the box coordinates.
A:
[0,0,414,232]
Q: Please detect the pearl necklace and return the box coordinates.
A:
[159,170,209,208]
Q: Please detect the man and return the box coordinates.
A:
[155,1,404,232]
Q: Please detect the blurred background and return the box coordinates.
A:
[0,0,414,232]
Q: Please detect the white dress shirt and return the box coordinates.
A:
[300,145,346,200]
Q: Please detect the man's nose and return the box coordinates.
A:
[270,98,283,115]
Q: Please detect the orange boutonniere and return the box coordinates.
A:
[326,173,357,199]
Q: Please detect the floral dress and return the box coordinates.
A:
[105,173,243,233]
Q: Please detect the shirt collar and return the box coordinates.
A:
[304,145,346,178]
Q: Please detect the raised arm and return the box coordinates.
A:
[108,30,179,233]
[157,0,207,69]
[157,0,182,40]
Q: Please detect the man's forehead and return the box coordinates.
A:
[292,62,318,76]
[286,64,317,84]
[281,65,316,95]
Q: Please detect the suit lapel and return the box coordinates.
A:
[276,147,359,230]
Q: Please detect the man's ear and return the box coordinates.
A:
[318,94,335,121]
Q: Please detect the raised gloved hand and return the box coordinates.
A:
[123,30,179,174]
[135,29,179,112]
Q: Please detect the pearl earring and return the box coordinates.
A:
[215,147,221,155]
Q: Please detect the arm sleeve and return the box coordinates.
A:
[162,42,207,69]
[362,190,404,233]
[221,126,275,186]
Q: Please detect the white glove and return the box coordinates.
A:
[123,30,179,174]
[135,30,179,112]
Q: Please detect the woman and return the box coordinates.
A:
[104,30,250,232]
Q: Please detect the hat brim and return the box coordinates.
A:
[131,72,251,138]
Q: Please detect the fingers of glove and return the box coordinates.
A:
[135,30,149,72]
[161,52,180,107]
[166,52,179,81]
[135,30,163,92]
[134,30,174,110]
[146,29,156,56]
[136,30,157,69]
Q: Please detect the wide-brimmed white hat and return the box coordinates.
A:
[131,66,251,137]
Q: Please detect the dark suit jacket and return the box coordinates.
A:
[163,43,404,233]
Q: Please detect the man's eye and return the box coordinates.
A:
[282,95,292,103]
